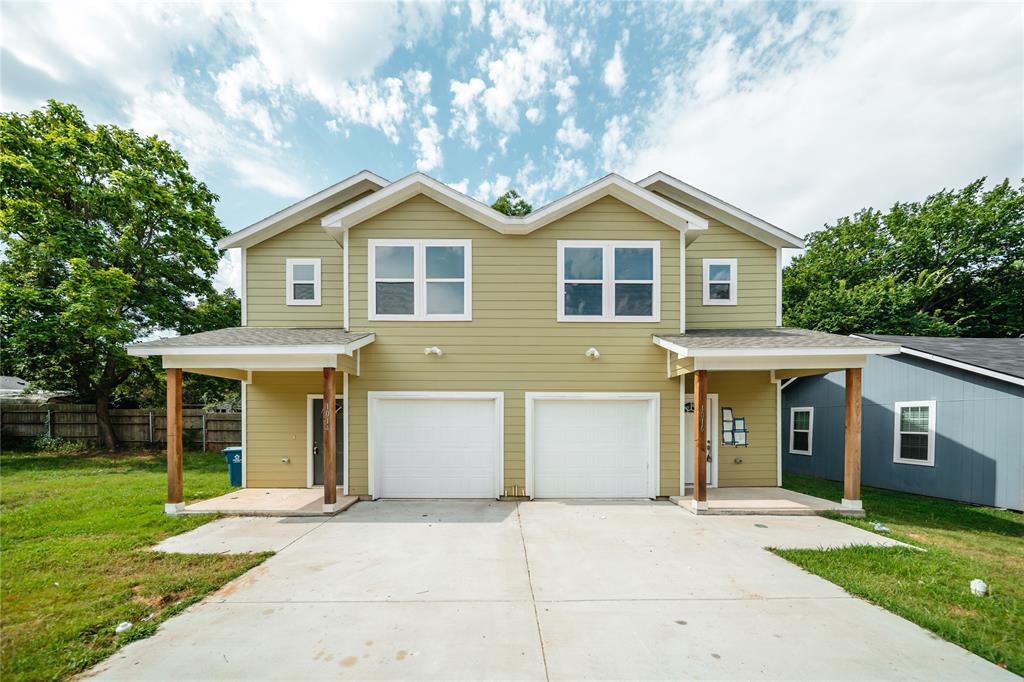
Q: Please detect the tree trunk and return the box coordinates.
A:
[95,392,119,451]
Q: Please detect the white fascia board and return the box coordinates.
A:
[637,172,804,249]
[219,171,389,250]
[850,335,1024,388]
[163,354,339,370]
[321,172,709,237]
[694,355,868,371]
[128,334,375,358]
[651,337,899,359]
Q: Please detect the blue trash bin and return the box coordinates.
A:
[223,446,243,487]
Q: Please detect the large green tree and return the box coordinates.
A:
[491,189,532,216]
[783,179,1024,337]
[0,101,228,448]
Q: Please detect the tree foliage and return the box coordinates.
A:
[783,178,1024,337]
[0,101,229,447]
[491,189,533,216]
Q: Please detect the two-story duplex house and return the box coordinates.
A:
[129,170,897,514]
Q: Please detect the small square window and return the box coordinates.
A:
[703,258,737,306]
[286,258,321,306]
[893,401,936,466]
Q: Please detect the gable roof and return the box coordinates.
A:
[637,172,804,249]
[219,170,389,250]
[854,334,1024,387]
[319,172,710,239]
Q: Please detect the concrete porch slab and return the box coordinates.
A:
[181,487,358,517]
[672,487,865,517]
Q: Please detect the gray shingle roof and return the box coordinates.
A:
[129,327,372,350]
[655,327,897,351]
[858,335,1024,381]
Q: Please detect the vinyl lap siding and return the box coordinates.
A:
[347,195,682,496]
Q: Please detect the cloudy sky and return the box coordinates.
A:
[2,0,1021,290]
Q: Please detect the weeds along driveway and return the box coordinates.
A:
[86,500,1013,681]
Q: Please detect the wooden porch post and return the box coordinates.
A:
[843,367,863,510]
[322,367,338,510]
[693,369,709,510]
[166,368,184,514]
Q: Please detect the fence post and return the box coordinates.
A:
[201,413,207,452]
[148,411,154,443]
[46,408,54,438]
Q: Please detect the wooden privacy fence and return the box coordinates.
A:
[1,402,240,450]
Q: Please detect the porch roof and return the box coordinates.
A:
[654,328,899,358]
[127,327,374,357]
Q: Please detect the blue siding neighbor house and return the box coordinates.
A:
[783,336,1024,511]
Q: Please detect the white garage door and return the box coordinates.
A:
[369,392,502,499]
[529,393,658,498]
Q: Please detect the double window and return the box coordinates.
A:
[286,258,321,305]
[557,241,660,322]
[789,407,813,455]
[369,239,472,320]
[893,400,936,466]
[702,258,737,305]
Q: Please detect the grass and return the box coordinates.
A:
[776,474,1023,674]
[0,447,269,681]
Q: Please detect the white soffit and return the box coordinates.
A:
[636,172,804,249]
[320,172,710,238]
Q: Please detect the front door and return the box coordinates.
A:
[683,392,719,489]
[312,398,344,486]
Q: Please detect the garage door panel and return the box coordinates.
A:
[531,396,655,499]
[372,396,500,499]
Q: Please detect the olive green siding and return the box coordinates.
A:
[685,370,778,487]
[245,371,342,488]
[346,195,682,496]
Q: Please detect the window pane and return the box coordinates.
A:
[900,433,929,460]
[708,263,732,281]
[615,248,653,280]
[426,281,464,314]
[375,281,414,315]
[292,263,315,281]
[292,283,315,300]
[793,411,810,430]
[792,431,809,451]
[564,283,602,315]
[564,247,603,280]
[615,283,653,316]
[426,246,465,279]
[375,245,414,278]
[708,283,732,300]
[900,406,929,432]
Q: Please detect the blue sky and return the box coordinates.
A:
[2,1,1021,290]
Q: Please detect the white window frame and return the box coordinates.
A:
[702,257,738,306]
[789,407,813,456]
[368,239,472,321]
[556,240,661,322]
[286,258,321,306]
[893,400,936,466]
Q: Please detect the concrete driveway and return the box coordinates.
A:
[89,501,1011,680]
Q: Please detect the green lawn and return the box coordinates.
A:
[777,474,1023,674]
[0,447,269,681]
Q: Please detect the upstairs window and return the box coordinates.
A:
[702,258,737,305]
[893,400,936,466]
[369,239,471,320]
[286,258,321,305]
[789,407,813,455]
[557,241,660,322]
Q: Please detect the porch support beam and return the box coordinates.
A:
[842,367,863,510]
[322,367,338,511]
[165,368,184,514]
[693,369,708,510]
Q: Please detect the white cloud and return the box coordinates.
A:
[213,249,241,293]
[475,174,511,203]
[603,41,626,96]
[414,121,443,172]
[214,57,280,144]
[449,77,487,148]
[468,0,485,28]
[407,70,433,98]
[555,116,591,150]
[551,154,589,191]
[570,28,594,63]
[449,178,470,194]
[601,114,631,171]
[553,76,579,114]
[626,2,1023,236]
[525,107,542,124]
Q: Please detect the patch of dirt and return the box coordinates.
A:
[946,604,979,618]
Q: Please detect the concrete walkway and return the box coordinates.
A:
[88,501,1011,681]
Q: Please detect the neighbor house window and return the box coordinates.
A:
[286,258,321,305]
[702,258,737,305]
[893,400,936,466]
[789,407,813,455]
[557,240,660,322]
[368,239,471,320]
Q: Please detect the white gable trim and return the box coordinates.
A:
[320,172,709,237]
[220,171,389,250]
[637,172,804,249]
